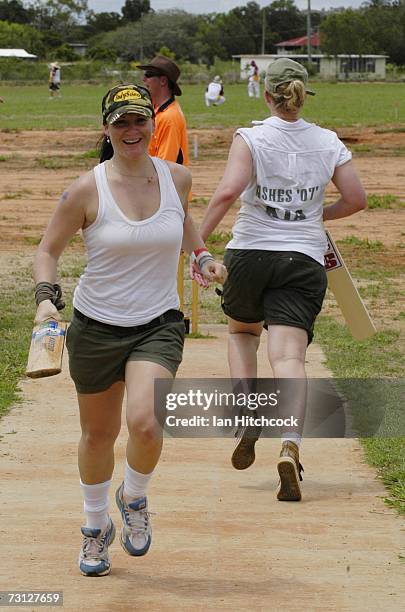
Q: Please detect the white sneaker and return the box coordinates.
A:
[78,517,115,576]
[115,482,152,556]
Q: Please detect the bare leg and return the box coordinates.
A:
[114,361,173,558]
[78,381,124,484]
[267,325,308,431]
[125,360,173,475]
[228,318,263,469]
[228,318,263,379]
[267,325,308,501]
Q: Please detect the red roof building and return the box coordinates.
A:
[276,32,320,50]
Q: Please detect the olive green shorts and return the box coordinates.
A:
[66,309,185,394]
[221,249,328,344]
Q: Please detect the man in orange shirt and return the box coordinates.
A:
[139,56,189,166]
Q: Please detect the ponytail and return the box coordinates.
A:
[98,134,114,163]
[268,79,306,113]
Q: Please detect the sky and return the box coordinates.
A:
[88,0,364,15]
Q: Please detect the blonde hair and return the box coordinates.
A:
[267,79,306,113]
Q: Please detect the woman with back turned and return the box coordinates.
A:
[200,58,366,502]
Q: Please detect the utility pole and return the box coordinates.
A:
[307,0,312,64]
[261,7,266,55]
[140,11,144,62]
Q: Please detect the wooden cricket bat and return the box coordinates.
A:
[26,319,67,378]
[324,230,376,340]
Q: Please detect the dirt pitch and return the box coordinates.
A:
[0,128,404,611]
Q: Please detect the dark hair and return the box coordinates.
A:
[98,134,114,163]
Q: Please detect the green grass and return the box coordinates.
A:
[367,194,403,209]
[337,236,384,250]
[315,249,404,515]
[0,266,36,417]
[0,82,405,130]
[316,317,405,514]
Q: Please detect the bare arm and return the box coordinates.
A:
[323,160,367,221]
[167,161,207,253]
[200,135,253,242]
[168,162,227,284]
[33,175,92,321]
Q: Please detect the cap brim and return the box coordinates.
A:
[306,89,316,96]
[106,105,153,124]
[138,64,182,96]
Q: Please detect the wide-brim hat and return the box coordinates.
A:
[102,84,154,124]
[265,58,315,96]
[138,56,182,96]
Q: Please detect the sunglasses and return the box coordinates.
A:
[144,71,164,79]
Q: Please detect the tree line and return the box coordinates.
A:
[0,0,404,66]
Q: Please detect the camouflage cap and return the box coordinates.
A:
[265,58,315,96]
[102,84,154,124]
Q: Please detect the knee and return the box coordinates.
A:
[127,412,161,445]
[81,426,119,452]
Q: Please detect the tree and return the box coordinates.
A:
[320,9,373,56]
[0,20,44,55]
[122,0,151,22]
[91,10,201,62]
[363,0,405,64]
[86,11,122,35]
[0,0,33,24]
[87,44,117,62]
[266,0,306,51]
[28,0,89,37]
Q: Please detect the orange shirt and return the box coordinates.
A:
[148,98,189,166]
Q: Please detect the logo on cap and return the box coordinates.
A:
[113,89,142,103]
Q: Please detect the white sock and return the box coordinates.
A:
[124,461,153,500]
[80,479,111,530]
[281,432,302,447]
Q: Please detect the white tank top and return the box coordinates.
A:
[227,116,352,264]
[73,157,185,326]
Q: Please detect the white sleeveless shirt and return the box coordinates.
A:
[227,116,352,264]
[73,157,185,326]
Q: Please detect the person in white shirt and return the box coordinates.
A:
[200,58,367,502]
[33,83,226,577]
[205,75,226,107]
[247,60,260,98]
[49,62,61,98]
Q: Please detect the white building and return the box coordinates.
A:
[67,43,88,58]
[234,53,387,81]
[0,48,37,59]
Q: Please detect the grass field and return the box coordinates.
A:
[0,82,405,130]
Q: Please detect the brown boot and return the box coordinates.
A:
[231,410,262,470]
[276,441,304,501]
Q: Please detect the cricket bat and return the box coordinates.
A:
[324,230,376,340]
[26,319,67,378]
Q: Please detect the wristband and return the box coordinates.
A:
[196,254,214,270]
[35,282,65,311]
[191,247,209,265]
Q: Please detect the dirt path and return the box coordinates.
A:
[0,128,404,610]
[0,326,404,611]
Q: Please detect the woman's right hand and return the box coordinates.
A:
[34,299,61,325]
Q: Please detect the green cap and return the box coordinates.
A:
[265,58,315,96]
[102,84,154,124]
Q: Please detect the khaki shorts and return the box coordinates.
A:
[66,309,185,394]
[221,249,327,344]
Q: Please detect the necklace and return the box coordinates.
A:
[110,162,154,183]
